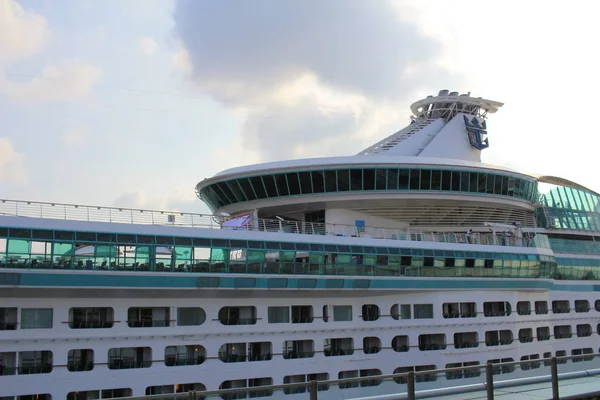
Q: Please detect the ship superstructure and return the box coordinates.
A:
[1,90,600,400]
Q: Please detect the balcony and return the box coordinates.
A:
[165,345,206,366]
[127,307,170,328]
[454,332,478,349]
[108,347,151,369]
[69,308,114,329]
[419,334,446,351]
[324,338,354,357]
[0,308,17,330]
[283,340,314,359]
[67,349,93,372]
[219,306,257,325]
[363,337,382,354]
[18,351,52,375]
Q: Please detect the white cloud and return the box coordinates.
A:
[0,137,27,185]
[62,121,90,148]
[0,0,49,63]
[113,188,199,212]
[172,46,192,75]
[0,58,102,102]
[139,36,158,55]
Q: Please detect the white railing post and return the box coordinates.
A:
[40,204,43,218]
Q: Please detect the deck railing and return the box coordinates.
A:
[104,354,599,400]
[0,198,540,248]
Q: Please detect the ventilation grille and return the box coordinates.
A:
[357,119,436,156]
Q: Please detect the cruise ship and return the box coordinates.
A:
[1,90,600,400]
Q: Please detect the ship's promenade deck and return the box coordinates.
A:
[0,199,543,249]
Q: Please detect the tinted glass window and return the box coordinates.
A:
[210,184,228,206]
[311,171,325,193]
[478,174,486,193]
[486,174,495,194]
[338,170,350,191]
[410,170,420,190]
[324,170,337,192]
[460,172,469,192]
[228,180,247,201]
[274,174,289,196]
[286,173,301,195]
[420,170,431,190]
[387,169,398,190]
[218,182,237,203]
[451,171,460,191]
[262,175,278,197]
[431,170,441,190]
[363,169,375,190]
[399,169,409,189]
[350,169,362,191]
[249,177,267,199]
[238,178,257,201]
[376,169,387,190]
[469,173,479,193]
[298,172,313,194]
[442,170,452,191]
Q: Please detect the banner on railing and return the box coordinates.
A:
[222,213,252,230]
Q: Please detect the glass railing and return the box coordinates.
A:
[104,354,600,400]
[0,198,543,249]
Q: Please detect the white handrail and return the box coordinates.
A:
[0,199,536,248]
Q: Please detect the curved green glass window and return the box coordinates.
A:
[198,168,538,210]
[540,186,600,231]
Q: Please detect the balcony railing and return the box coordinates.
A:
[0,198,544,249]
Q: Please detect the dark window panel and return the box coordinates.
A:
[281,242,295,250]
[217,182,237,204]
[350,169,362,191]
[274,174,289,196]
[11,228,31,238]
[97,233,116,243]
[193,238,211,247]
[286,173,301,195]
[230,240,247,248]
[420,170,431,190]
[265,242,280,250]
[211,184,230,207]
[337,170,350,191]
[211,239,229,247]
[460,172,469,192]
[494,174,502,194]
[451,171,460,191]
[228,180,248,202]
[238,178,257,201]
[324,170,337,192]
[410,170,420,190]
[76,232,96,241]
[55,230,73,240]
[117,234,136,244]
[399,170,409,189]
[261,175,278,198]
[376,169,387,190]
[387,169,398,190]
[441,171,451,191]
[478,174,486,193]
[137,235,155,244]
[431,170,441,191]
[469,173,479,193]
[298,172,313,194]
[296,243,309,251]
[249,176,268,199]
[200,187,220,210]
[32,230,53,240]
[156,236,174,245]
[174,237,192,246]
[502,176,509,195]
[363,169,375,191]
[311,171,325,193]
[486,174,495,194]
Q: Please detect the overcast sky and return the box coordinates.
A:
[1,0,599,214]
